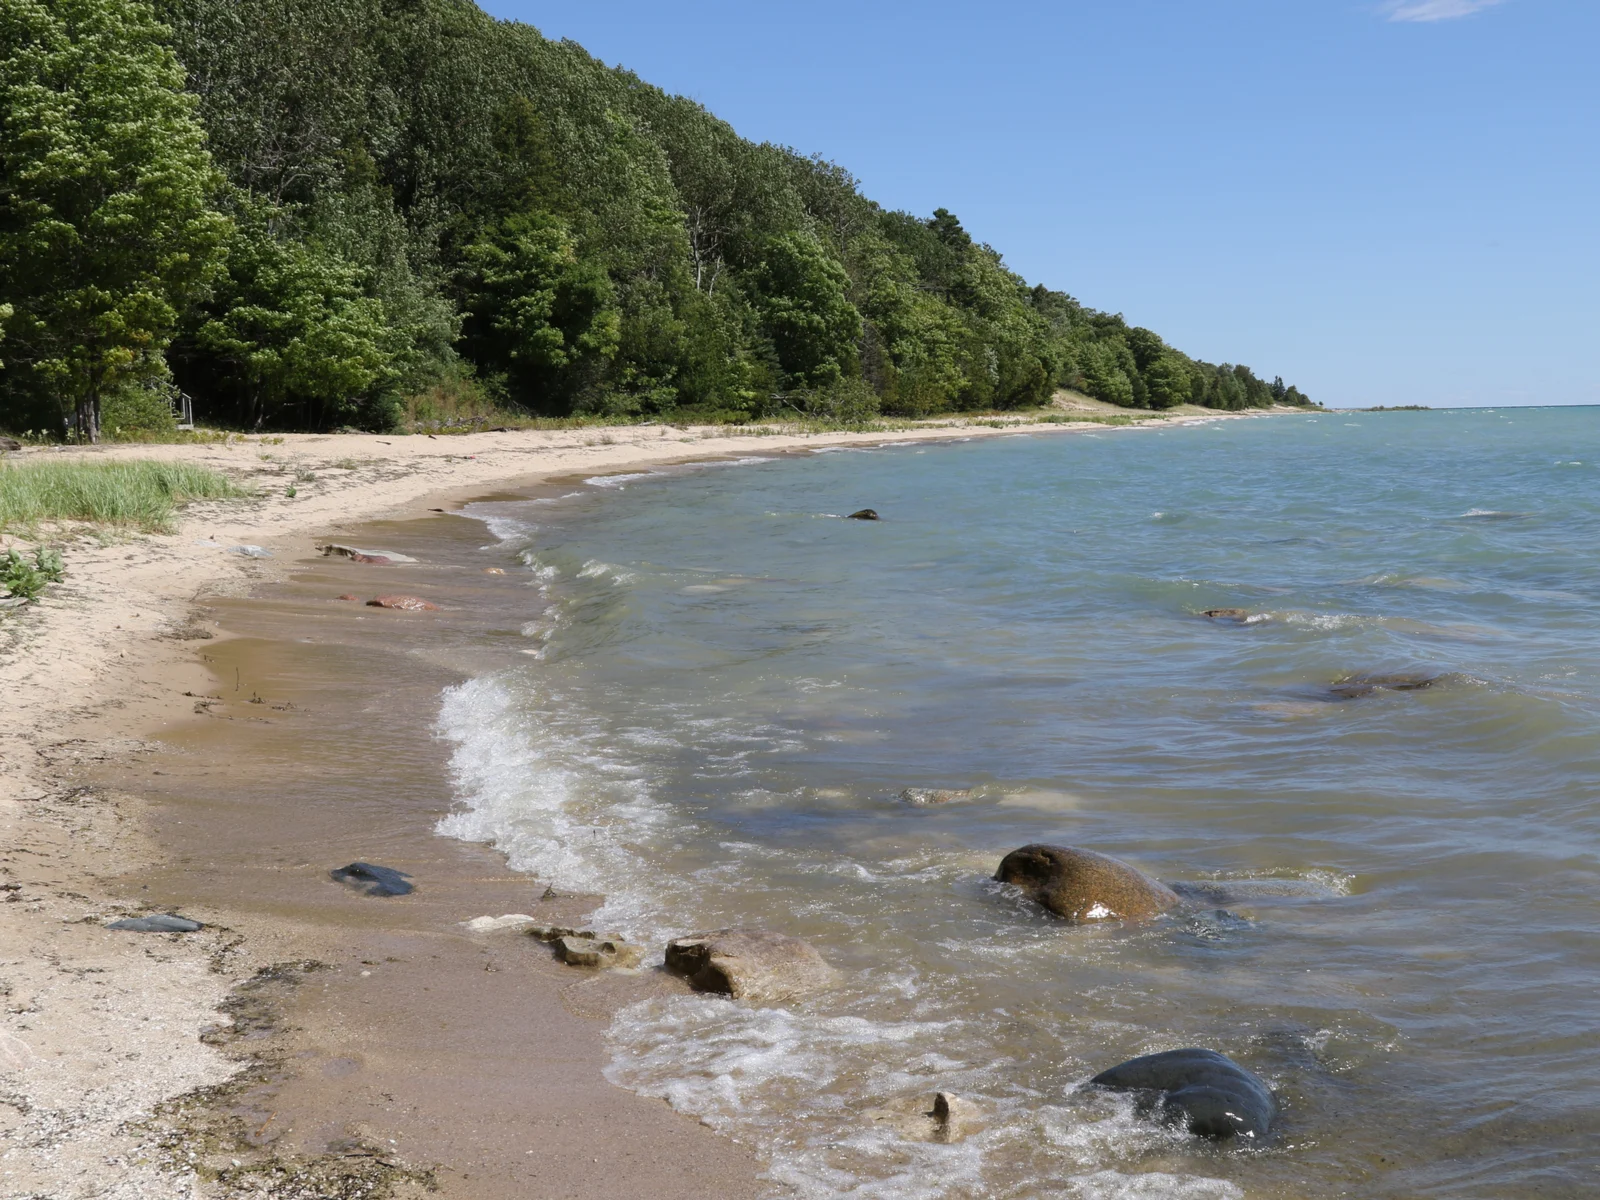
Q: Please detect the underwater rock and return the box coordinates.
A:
[846,509,880,521]
[107,914,203,933]
[1090,1048,1277,1140]
[900,787,973,806]
[317,543,417,565]
[366,595,438,611]
[1326,672,1438,700]
[335,594,360,602]
[664,927,838,1002]
[330,862,413,896]
[994,844,1179,923]
[1201,608,1254,623]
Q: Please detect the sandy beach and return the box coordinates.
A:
[0,410,1286,1199]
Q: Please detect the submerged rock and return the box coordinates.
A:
[1326,672,1438,700]
[107,914,203,933]
[335,594,360,602]
[330,862,413,896]
[317,543,418,565]
[899,787,973,806]
[994,844,1179,923]
[1090,1048,1277,1140]
[846,509,880,521]
[366,595,438,611]
[1201,608,1254,623]
[664,927,838,1002]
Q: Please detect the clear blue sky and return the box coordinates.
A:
[480,1,1596,409]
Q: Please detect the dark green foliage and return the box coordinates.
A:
[2,545,62,599]
[1,0,1313,437]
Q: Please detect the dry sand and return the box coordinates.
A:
[0,410,1289,1198]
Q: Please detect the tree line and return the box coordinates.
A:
[0,0,1315,441]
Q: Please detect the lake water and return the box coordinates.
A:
[437,409,1600,1198]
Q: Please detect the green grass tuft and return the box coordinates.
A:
[0,460,248,534]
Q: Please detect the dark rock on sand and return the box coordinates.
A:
[994,844,1179,923]
[366,595,438,611]
[900,787,973,806]
[846,509,880,521]
[330,862,413,896]
[1326,672,1438,700]
[664,927,838,1003]
[1090,1048,1277,1140]
[107,914,203,933]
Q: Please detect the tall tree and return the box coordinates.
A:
[0,0,227,441]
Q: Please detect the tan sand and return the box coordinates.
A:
[0,410,1289,1198]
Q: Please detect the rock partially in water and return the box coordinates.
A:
[899,787,973,806]
[994,844,1179,923]
[317,543,418,565]
[1090,1047,1277,1140]
[846,509,880,521]
[555,933,644,969]
[1326,672,1439,700]
[335,594,360,602]
[931,1092,980,1144]
[664,927,838,1003]
[330,862,413,896]
[107,914,203,933]
[1201,607,1255,623]
[463,913,536,933]
[366,595,438,611]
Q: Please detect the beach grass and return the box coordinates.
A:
[0,459,248,535]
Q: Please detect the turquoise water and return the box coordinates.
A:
[440,409,1600,1198]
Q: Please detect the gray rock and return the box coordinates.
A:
[108,914,203,933]
[330,861,413,896]
[900,787,973,806]
[1326,672,1438,700]
[994,844,1180,923]
[1090,1047,1277,1140]
[664,927,838,1003]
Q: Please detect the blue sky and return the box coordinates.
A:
[480,1,1596,408]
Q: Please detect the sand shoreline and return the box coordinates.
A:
[0,409,1292,1198]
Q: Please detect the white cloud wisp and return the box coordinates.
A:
[1383,0,1508,21]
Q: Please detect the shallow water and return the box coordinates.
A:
[438,410,1600,1198]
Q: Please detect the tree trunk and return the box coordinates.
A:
[74,396,100,444]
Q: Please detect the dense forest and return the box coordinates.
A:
[0,0,1314,440]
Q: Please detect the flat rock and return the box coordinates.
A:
[366,595,438,611]
[1090,1048,1277,1140]
[900,787,973,806]
[330,861,413,896]
[556,934,644,969]
[1326,672,1438,700]
[846,509,880,521]
[107,914,203,933]
[317,543,418,565]
[994,844,1179,922]
[664,927,838,1003]
[463,913,537,933]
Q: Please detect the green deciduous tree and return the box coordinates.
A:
[0,0,226,440]
[751,231,861,389]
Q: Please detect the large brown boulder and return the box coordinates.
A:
[994,844,1179,923]
[664,927,837,1003]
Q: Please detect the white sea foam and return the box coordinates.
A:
[585,471,655,488]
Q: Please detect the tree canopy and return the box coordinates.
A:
[0,0,1314,436]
